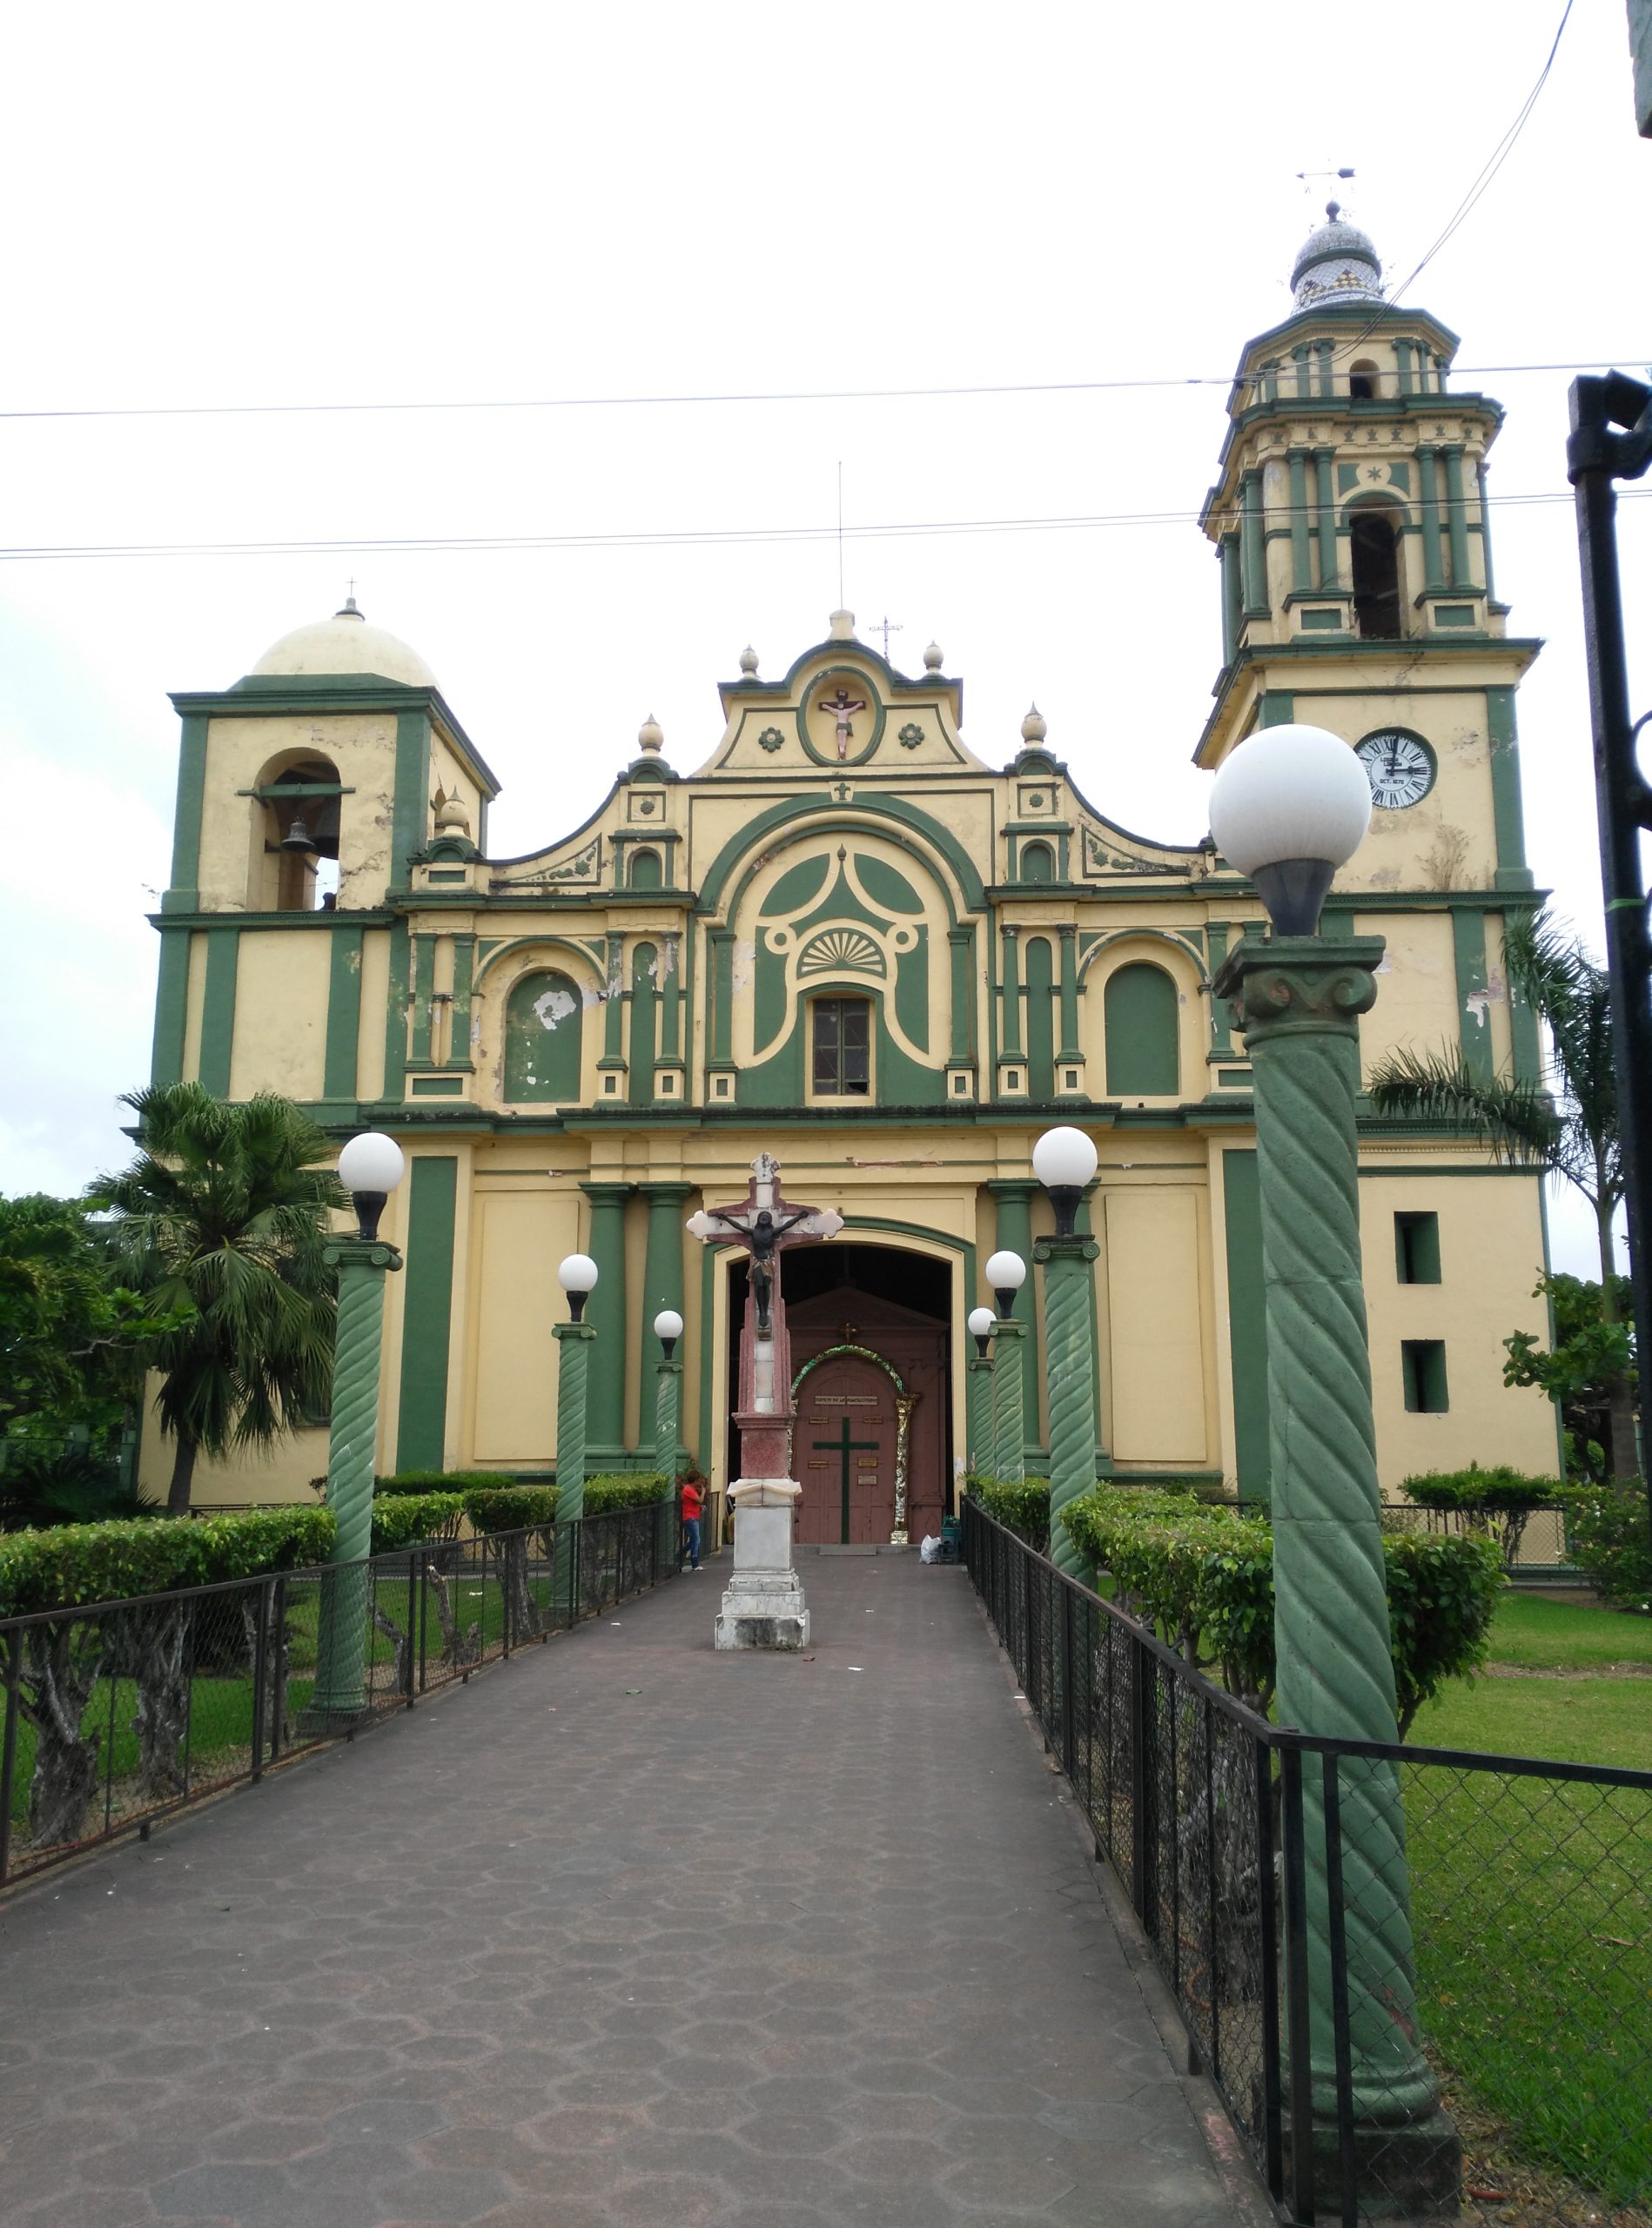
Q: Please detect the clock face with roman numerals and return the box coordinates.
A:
[1355,730,1435,809]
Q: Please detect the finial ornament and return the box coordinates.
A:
[1020,703,1047,747]
[638,714,664,754]
[739,645,759,677]
[923,641,944,673]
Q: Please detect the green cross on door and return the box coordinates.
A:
[814,1414,879,1544]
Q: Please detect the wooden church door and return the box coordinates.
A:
[797,1352,897,1545]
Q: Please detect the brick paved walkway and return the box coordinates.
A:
[0,1552,1245,2228]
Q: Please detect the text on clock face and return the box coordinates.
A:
[1355,731,1434,809]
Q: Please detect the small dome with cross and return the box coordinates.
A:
[1291,202,1382,312]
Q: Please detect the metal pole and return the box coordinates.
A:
[1568,373,1652,1514]
[307,1233,401,1726]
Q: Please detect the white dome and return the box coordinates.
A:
[250,599,437,688]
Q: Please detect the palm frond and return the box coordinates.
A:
[1366,1047,1561,1164]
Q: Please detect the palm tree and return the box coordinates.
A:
[90,1085,343,1513]
[1367,910,1636,1475]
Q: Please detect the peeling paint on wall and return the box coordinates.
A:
[533,986,578,1030]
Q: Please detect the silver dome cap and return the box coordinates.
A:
[1290,201,1383,311]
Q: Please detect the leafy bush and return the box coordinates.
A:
[582,1473,668,1513]
[967,1475,1051,1546]
[1400,1463,1569,1568]
[0,1505,336,1617]
[1566,1480,1652,1612]
[1060,1484,1503,1734]
[368,1494,464,1553]
[374,1468,516,1496]
[0,1445,160,1533]
[462,1484,557,1533]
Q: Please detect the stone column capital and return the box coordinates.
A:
[554,1320,598,1346]
[580,1179,635,1206]
[1033,1233,1099,1266]
[986,1177,1038,1203]
[638,1180,696,1204]
[1212,935,1385,1050]
[323,1237,403,1274]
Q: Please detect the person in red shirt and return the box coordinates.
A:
[680,1475,705,1570]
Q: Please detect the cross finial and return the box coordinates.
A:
[868,615,903,662]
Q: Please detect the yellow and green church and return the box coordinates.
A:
[138,206,1563,1531]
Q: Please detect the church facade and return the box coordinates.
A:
[139,210,1563,1527]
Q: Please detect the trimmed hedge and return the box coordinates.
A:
[464,1485,557,1533]
[966,1475,1052,1544]
[1056,1484,1504,1735]
[374,1469,515,1497]
[1566,1479,1652,1611]
[369,1494,465,1553]
[1400,1464,1568,1512]
[582,1473,668,1513]
[0,1506,337,1619]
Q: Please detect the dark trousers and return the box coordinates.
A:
[682,1517,702,1569]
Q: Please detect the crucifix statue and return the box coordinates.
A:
[816,684,868,760]
[688,1151,843,1359]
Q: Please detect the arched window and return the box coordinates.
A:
[1020,840,1054,885]
[627,847,662,890]
[1350,511,1402,639]
[502,970,584,1102]
[1348,359,1380,401]
[1105,963,1179,1097]
[254,755,343,911]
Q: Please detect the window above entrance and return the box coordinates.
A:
[811,996,871,1097]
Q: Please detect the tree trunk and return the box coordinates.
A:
[21,1623,106,1849]
[1595,1201,1640,1480]
[122,1603,192,1802]
[167,1433,199,1516]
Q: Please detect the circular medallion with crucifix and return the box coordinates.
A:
[797,667,885,766]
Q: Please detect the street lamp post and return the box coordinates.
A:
[984,1251,1027,1483]
[965,1305,996,1479]
[554,1253,599,1617]
[308,1133,406,1727]
[1209,725,1458,2209]
[1031,1126,1100,1583]
[654,1308,685,1565]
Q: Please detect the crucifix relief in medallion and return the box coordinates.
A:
[816,684,868,760]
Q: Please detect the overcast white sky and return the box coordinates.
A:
[3,1,1648,1280]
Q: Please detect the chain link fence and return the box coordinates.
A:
[964,1497,1651,2228]
[0,1498,680,1889]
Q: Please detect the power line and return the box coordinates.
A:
[0,357,1640,428]
[3,485,1642,566]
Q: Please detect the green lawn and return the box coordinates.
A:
[1483,1588,1652,1673]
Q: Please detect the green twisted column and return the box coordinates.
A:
[553,1319,595,1613]
[991,1319,1025,1484]
[1035,1232,1099,1582]
[310,1235,402,1723]
[966,1354,995,1478]
[1215,936,1457,2206]
[654,1357,683,1562]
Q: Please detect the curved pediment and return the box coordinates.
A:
[695,623,983,780]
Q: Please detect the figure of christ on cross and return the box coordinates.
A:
[814,1413,880,1545]
[686,1153,844,1341]
[816,685,868,760]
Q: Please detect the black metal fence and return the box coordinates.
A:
[964,1498,1652,2228]
[0,1499,679,1890]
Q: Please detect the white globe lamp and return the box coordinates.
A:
[1031,1125,1099,1237]
[654,1307,684,1359]
[1208,723,1372,936]
[984,1250,1027,1317]
[967,1304,995,1357]
[337,1132,406,1240]
[558,1252,600,1323]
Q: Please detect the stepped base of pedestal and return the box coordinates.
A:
[715,1568,810,1650]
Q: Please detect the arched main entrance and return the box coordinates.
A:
[794,1346,912,1546]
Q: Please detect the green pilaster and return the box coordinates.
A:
[966,1353,995,1475]
[991,1318,1025,1484]
[395,1157,457,1471]
[989,1178,1039,1457]
[309,1233,402,1724]
[1206,925,1234,1056]
[1417,445,1445,590]
[1476,459,1498,603]
[552,1319,594,1607]
[581,1180,631,1460]
[710,930,734,1064]
[1215,936,1452,2185]
[1442,445,1472,587]
[1486,687,1534,891]
[1057,926,1080,1063]
[948,928,974,1062]
[1259,691,1295,730]
[1036,1231,1101,1581]
[390,710,430,889]
[324,923,365,1100]
[1315,339,1334,399]
[381,917,411,1104]
[162,713,208,912]
[1220,535,1243,666]
[1292,343,1311,399]
[151,929,190,1088]
[1395,339,1414,395]
[408,936,435,1068]
[198,927,240,1097]
[658,933,682,1061]
[601,933,626,1070]
[1240,471,1267,615]
[641,1182,694,1365]
[1221,1149,1271,1500]
[1287,450,1312,592]
[999,926,1023,1058]
[1314,448,1338,590]
[447,935,475,1070]
[1452,908,1493,1084]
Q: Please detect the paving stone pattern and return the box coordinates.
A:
[0,1553,1242,2228]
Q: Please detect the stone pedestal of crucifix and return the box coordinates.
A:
[688,1153,843,1649]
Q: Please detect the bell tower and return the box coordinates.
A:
[1195,205,1539,902]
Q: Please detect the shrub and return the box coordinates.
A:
[582,1473,668,1513]
[368,1494,464,1553]
[1566,1480,1652,1612]
[0,1505,336,1618]
[374,1469,516,1496]
[967,1475,1051,1546]
[462,1484,557,1533]
[1400,1463,1569,1568]
[1061,1484,1503,1735]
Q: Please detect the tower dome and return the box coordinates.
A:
[250,597,437,688]
[1290,201,1382,312]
